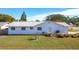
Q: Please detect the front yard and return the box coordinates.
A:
[0,35,79,49]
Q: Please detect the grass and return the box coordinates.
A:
[0,35,79,49]
[69,29,79,32]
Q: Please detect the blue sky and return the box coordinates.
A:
[0,8,78,21]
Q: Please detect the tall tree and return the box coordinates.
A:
[35,20,40,22]
[46,14,67,22]
[69,16,79,26]
[20,11,27,21]
[0,14,15,22]
[46,14,79,26]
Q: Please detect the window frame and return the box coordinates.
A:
[30,27,33,30]
[21,27,26,30]
[11,27,15,30]
[37,27,42,30]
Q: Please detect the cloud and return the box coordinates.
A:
[28,13,53,21]
[28,8,79,21]
[59,8,79,16]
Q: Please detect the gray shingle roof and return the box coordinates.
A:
[8,21,69,27]
[8,22,43,27]
[55,22,69,26]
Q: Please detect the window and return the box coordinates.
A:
[11,27,15,30]
[42,32,45,34]
[21,27,26,30]
[55,30,60,33]
[37,27,42,30]
[30,27,33,30]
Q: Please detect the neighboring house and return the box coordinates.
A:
[8,21,69,34]
[0,22,9,34]
[0,22,9,30]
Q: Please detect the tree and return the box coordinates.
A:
[46,14,67,22]
[20,11,27,21]
[69,16,79,26]
[35,20,40,22]
[46,14,79,26]
[65,16,71,24]
[0,14,15,22]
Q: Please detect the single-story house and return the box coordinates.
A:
[0,22,9,34]
[8,21,69,34]
[0,22,9,30]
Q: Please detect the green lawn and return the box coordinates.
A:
[0,35,79,49]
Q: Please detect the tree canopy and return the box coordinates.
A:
[46,14,67,22]
[46,14,79,26]
[20,11,27,21]
[0,14,15,22]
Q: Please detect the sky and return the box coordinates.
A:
[0,8,79,21]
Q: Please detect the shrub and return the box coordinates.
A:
[28,38,35,41]
[44,33,79,38]
[64,34,69,38]
[75,34,79,38]
[44,33,52,37]
[55,34,64,38]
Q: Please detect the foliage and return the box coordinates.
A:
[35,20,40,22]
[28,38,35,41]
[46,14,67,22]
[44,33,79,38]
[46,14,79,26]
[0,14,15,22]
[69,16,79,26]
[20,11,27,21]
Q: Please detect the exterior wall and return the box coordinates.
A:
[8,27,36,34]
[8,22,68,34]
[34,22,68,34]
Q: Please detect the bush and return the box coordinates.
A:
[64,34,69,38]
[44,33,52,37]
[55,34,64,38]
[44,33,79,38]
[28,38,35,41]
[68,34,79,38]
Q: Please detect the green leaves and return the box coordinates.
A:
[46,14,79,26]
[0,14,15,22]
[46,14,67,22]
[20,11,27,21]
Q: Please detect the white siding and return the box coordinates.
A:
[34,22,68,34]
[8,22,68,34]
[8,27,37,34]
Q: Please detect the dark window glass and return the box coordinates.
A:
[37,27,42,30]
[55,30,60,33]
[30,27,33,30]
[21,27,26,30]
[11,27,15,30]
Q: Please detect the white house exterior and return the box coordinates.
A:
[0,22,9,30]
[0,22,9,34]
[8,21,69,34]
